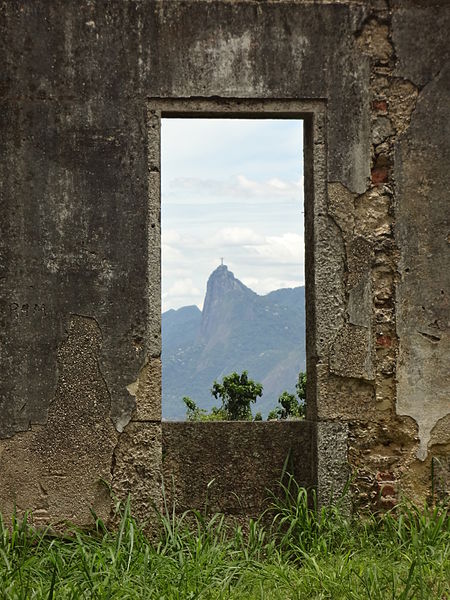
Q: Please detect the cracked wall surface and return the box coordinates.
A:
[0,0,449,524]
[393,6,450,465]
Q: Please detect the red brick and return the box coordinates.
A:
[380,483,395,497]
[372,99,388,112]
[377,335,392,347]
[372,166,389,184]
[376,471,394,482]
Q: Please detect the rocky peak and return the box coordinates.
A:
[200,264,255,339]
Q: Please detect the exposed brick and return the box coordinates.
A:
[376,335,392,347]
[372,166,389,184]
[376,471,395,482]
[373,99,388,112]
[380,483,395,496]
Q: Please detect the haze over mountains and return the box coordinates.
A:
[162,265,305,419]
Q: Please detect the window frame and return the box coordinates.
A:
[147,98,327,422]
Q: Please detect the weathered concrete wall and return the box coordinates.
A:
[1,0,448,525]
[347,0,450,508]
[162,421,314,518]
[393,4,450,498]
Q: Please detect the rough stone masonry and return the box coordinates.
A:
[0,0,449,527]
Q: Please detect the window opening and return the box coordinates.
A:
[161,118,305,421]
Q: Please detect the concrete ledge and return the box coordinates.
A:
[162,420,314,517]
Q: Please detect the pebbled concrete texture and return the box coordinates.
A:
[315,421,351,511]
[0,316,117,527]
[111,421,162,527]
[162,421,314,518]
[0,0,449,523]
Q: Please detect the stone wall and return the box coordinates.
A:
[1,0,448,526]
[162,421,314,518]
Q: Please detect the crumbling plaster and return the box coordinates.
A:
[0,0,449,525]
[395,61,450,461]
[392,5,450,471]
[0,316,117,526]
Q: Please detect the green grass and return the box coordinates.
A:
[0,478,448,599]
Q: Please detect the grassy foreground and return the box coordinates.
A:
[1,479,448,599]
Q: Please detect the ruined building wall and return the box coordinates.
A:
[0,0,448,526]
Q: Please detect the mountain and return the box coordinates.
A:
[162,265,305,419]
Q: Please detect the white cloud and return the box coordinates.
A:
[163,229,303,264]
[235,175,302,197]
[249,233,304,264]
[162,228,199,249]
[162,244,184,263]
[163,229,182,244]
[167,174,303,201]
[165,278,201,299]
[241,276,303,296]
[163,267,194,278]
[169,279,200,296]
[162,229,206,266]
[208,226,265,247]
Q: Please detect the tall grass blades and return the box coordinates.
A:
[0,487,448,599]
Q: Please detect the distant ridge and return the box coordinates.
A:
[162,265,305,419]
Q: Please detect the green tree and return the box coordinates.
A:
[279,391,300,419]
[211,371,263,421]
[183,397,227,421]
[295,370,306,418]
[267,371,306,420]
[267,408,279,421]
[183,396,207,421]
[296,371,307,404]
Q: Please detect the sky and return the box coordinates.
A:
[161,118,304,312]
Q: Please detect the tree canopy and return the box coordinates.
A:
[267,371,306,420]
[182,369,306,421]
[211,371,263,421]
[183,371,263,421]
